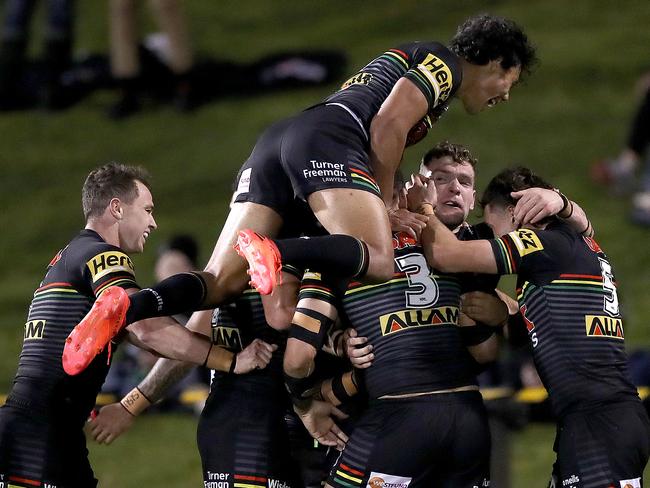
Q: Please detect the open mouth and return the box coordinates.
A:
[443,201,461,209]
[486,97,499,108]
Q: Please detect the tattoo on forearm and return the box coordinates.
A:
[139,358,195,403]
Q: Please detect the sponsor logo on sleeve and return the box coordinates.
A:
[509,229,544,256]
[417,53,453,103]
[585,315,624,339]
[233,168,252,200]
[86,251,135,282]
[367,472,412,488]
[341,72,373,90]
[24,320,46,340]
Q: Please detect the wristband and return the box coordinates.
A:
[555,191,574,219]
[120,387,151,417]
[459,324,495,346]
[204,344,236,372]
[229,353,237,374]
[580,219,593,237]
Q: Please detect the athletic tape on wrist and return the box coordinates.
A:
[120,387,151,416]
[285,373,318,405]
[459,324,495,346]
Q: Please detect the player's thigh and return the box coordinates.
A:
[555,402,650,488]
[440,394,491,488]
[202,201,284,303]
[308,188,393,281]
[327,399,437,488]
[198,388,299,487]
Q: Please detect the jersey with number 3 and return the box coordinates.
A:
[489,221,638,416]
[341,233,480,399]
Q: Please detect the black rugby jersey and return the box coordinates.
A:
[9,229,139,424]
[324,232,480,399]
[210,289,287,395]
[324,42,462,134]
[490,221,639,416]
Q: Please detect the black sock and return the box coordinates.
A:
[274,234,369,279]
[125,272,207,324]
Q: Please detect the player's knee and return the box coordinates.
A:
[364,248,394,283]
[283,339,317,378]
[203,268,248,304]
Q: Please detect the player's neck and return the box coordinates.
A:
[85,218,120,248]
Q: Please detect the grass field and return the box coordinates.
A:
[2,0,650,485]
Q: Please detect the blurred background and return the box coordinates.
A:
[1,0,649,485]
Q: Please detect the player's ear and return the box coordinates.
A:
[108,197,123,220]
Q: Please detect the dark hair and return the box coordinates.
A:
[158,234,200,267]
[479,166,553,209]
[422,140,478,168]
[450,14,537,77]
[82,162,152,220]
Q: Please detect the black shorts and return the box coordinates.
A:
[197,383,302,488]
[232,104,380,232]
[327,391,491,488]
[0,404,97,488]
[549,401,650,488]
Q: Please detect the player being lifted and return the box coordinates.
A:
[67,14,537,373]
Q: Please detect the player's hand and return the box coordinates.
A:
[406,173,437,212]
[295,399,349,451]
[234,338,278,374]
[85,402,134,445]
[511,188,563,226]
[344,328,374,368]
[389,208,428,239]
[460,292,509,327]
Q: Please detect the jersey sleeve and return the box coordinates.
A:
[82,244,140,297]
[489,227,573,278]
[402,42,461,111]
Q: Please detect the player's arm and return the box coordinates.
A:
[422,213,498,274]
[370,77,429,206]
[314,370,360,407]
[512,188,594,237]
[88,310,277,444]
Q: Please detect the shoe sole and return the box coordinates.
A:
[62,287,129,375]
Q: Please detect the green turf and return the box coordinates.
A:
[88,416,648,486]
[2,0,650,484]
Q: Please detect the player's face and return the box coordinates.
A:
[483,202,516,237]
[118,181,157,253]
[421,156,475,229]
[460,61,521,115]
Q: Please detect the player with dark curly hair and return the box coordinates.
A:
[69,14,537,374]
[423,166,650,488]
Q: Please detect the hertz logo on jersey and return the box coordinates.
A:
[417,53,453,102]
[380,306,458,336]
[24,320,46,340]
[509,229,544,256]
[585,315,624,340]
[212,326,243,351]
[86,251,135,283]
[341,72,373,90]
